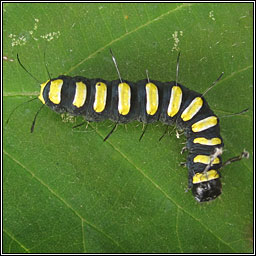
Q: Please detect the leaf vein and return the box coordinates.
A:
[176,208,183,253]
[81,219,86,253]
[3,228,31,253]
[3,149,126,253]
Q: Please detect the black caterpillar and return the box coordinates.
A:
[11,51,248,203]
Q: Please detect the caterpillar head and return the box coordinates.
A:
[192,178,222,202]
[192,169,222,202]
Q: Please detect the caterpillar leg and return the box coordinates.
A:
[180,162,186,167]
[180,146,188,154]
[176,129,184,139]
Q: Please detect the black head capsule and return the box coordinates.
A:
[191,169,222,202]
[192,178,222,202]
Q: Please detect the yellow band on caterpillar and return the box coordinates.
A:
[73,82,87,108]
[181,97,203,121]
[193,155,220,165]
[192,116,218,132]
[146,83,159,115]
[94,82,107,113]
[167,86,182,117]
[193,137,222,146]
[49,79,63,104]
[38,80,49,104]
[193,170,220,184]
[118,82,131,115]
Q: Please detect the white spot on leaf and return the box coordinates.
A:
[209,10,216,21]
[171,31,183,52]
[9,18,61,47]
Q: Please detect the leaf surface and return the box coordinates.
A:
[3,3,253,253]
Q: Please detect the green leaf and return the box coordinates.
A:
[3,3,253,253]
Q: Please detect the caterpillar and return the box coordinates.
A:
[11,51,249,203]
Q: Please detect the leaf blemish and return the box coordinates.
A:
[209,10,216,21]
[8,17,61,46]
[171,31,183,52]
